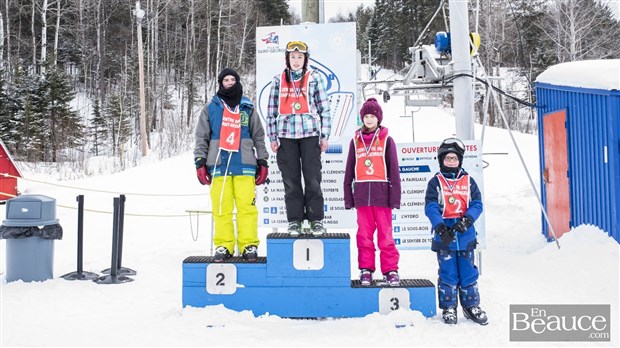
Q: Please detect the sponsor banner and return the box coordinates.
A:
[256,22,358,230]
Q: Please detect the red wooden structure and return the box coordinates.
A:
[0,139,22,200]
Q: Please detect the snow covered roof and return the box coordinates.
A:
[535,59,620,91]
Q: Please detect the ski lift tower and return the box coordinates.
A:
[359,0,482,142]
[448,0,475,141]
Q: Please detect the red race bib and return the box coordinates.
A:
[278,71,311,115]
[438,174,470,218]
[354,131,388,182]
[219,103,241,152]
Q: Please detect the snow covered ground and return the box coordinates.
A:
[1,87,619,347]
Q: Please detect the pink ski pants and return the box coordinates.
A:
[356,206,400,274]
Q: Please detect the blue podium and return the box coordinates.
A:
[182,233,436,318]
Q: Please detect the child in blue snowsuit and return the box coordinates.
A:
[424,138,488,325]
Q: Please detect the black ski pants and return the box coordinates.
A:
[276,136,324,223]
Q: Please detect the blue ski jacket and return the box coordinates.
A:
[424,168,483,251]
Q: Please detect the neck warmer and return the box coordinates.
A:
[217,82,243,108]
[290,70,302,80]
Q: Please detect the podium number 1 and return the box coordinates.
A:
[293,240,324,270]
[206,264,237,294]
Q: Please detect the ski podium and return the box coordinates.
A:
[182,232,436,318]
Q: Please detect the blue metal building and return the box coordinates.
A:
[535,60,620,243]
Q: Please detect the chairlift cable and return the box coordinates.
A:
[473,55,560,249]
[412,0,446,48]
[441,73,539,108]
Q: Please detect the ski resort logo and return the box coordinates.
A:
[261,32,279,46]
[509,305,610,342]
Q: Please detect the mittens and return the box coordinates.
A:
[255,159,269,186]
[451,215,474,233]
[194,157,211,185]
[435,223,455,246]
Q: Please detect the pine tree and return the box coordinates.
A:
[0,68,16,147]
[256,0,292,26]
[88,96,108,156]
[105,90,132,157]
[10,68,46,161]
[367,0,443,70]
[38,65,83,162]
[354,5,374,56]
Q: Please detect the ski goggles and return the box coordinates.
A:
[440,137,466,153]
[286,41,308,53]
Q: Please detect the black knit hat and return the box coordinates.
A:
[216,68,242,107]
[217,68,240,86]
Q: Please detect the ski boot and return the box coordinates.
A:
[463,305,488,325]
[441,307,458,325]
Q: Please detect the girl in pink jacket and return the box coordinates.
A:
[343,98,401,286]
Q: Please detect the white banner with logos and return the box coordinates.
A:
[255,22,359,229]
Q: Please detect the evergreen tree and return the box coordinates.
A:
[105,91,132,157]
[10,68,46,161]
[88,96,108,156]
[367,0,443,70]
[37,65,83,162]
[257,0,292,26]
[355,5,374,56]
[0,69,16,148]
[20,94,47,161]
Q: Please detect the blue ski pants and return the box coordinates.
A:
[436,249,480,309]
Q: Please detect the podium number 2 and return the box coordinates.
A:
[379,289,410,314]
[206,264,237,294]
[215,273,225,286]
[293,240,324,270]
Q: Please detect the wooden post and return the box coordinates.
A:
[135,1,148,156]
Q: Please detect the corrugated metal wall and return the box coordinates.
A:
[535,83,620,243]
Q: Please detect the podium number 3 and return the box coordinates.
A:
[379,289,410,314]
[390,297,400,310]
[207,264,237,294]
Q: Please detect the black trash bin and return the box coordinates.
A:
[0,195,62,282]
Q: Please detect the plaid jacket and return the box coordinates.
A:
[266,69,331,142]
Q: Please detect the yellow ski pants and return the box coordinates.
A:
[210,175,259,254]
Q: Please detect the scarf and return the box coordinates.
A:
[217,82,243,108]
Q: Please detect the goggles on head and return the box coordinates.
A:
[440,137,466,153]
[286,41,308,53]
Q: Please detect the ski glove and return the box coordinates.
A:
[255,159,269,186]
[435,223,455,246]
[195,157,211,185]
[451,215,474,233]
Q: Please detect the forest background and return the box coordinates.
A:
[0,0,618,177]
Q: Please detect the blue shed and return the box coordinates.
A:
[535,59,620,243]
